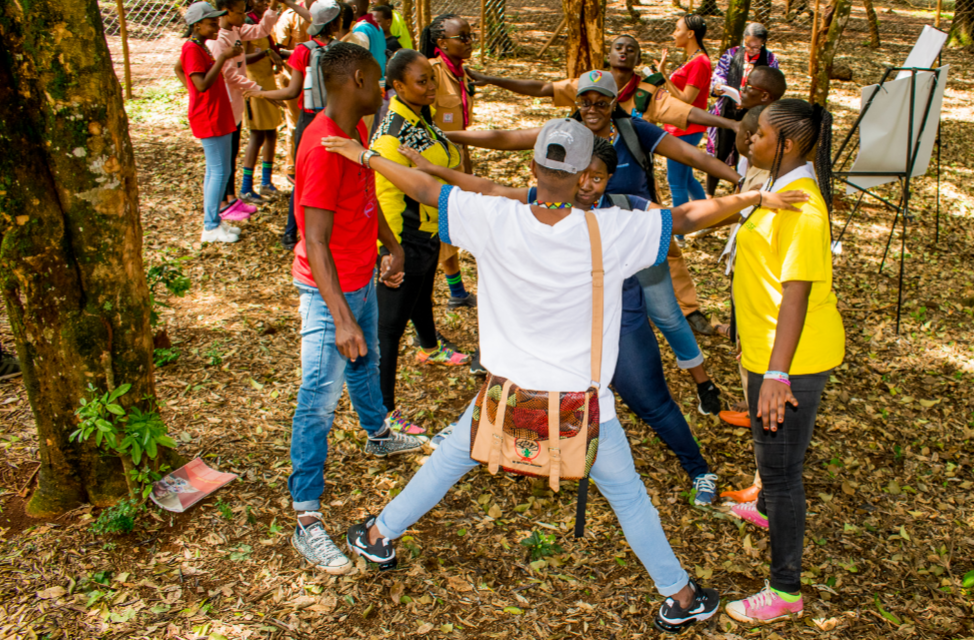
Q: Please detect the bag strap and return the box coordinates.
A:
[584,211,604,387]
[606,193,631,210]
[487,378,514,475]
[615,118,659,204]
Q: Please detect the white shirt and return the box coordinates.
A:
[440,186,670,422]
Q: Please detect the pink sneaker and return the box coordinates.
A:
[415,343,470,366]
[726,582,803,623]
[731,501,769,529]
[233,199,258,214]
[220,200,252,221]
[384,409,429,438]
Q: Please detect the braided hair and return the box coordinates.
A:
[386,48,425,89]
[683,14,708,55]
[765,98,834,219]
[592,136,618,175]
[420,13,460,58]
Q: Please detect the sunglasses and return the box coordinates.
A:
[575,99,613,111]
[443,33,477,43]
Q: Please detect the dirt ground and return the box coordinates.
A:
[1,17,973,640]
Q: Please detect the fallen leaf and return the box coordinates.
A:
[37,586,66,599]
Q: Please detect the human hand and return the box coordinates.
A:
[654,49,669,74]
[335,320,368,362]
[759,190,808,212]
[243,89,261,98]
[229,41,245,58]
[755,378,798,432]
[268,49,284,66]
[398,145,434,172]
[380,252,405,287]
[322,136,367,163]
[466,68,489,86]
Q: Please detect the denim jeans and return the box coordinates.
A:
[746,369,830,593]
[666,131,707,208]
[289,278,386,511]
[613,318,710,479]
[200,133,234,231]
[375,398,691,597]
[636,265,703,369]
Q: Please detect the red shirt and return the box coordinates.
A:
[663,52,712,136]
[292,116,379,292]
[180,40,236,139]
[288,38,329,114]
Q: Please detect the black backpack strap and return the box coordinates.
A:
[607,193,631,210]
[574,477,590,539]
[615,117,659,204]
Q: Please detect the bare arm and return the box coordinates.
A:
[322,137,444,207]
[398,146,528,202]
[257,67,303,100]
[756,280,812,431]
[656,134,740,184]
[174,60,188,89]
[654,49,702,104]
[687,106,740,132]
[445,127,540,151]
[466,69,554,97]
[187,52,233,92]
[279,0,312,21]
[670,189,808,236]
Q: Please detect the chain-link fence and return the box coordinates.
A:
[100,0,187,92]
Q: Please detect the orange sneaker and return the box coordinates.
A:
[720,483,761,503]
[719,410,751,428]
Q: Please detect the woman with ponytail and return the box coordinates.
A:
[725,99,844,624]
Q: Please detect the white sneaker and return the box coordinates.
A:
[220,221,241,236]
[200,225,239,243]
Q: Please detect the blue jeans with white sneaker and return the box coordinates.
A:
[375,398,691,597]
[199,133,233,231]
[289,278,386,511]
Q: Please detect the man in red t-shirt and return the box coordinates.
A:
[288,42,425,575]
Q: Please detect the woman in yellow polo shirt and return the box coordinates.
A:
[725,99,845,625]
[371,49,471,437]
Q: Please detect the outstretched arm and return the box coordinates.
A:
[656,134,740,184]
[398,147,529,202]
[466,69,554,98]
[670,190,808,235]
[323,137,443,207]
[445,128,541,151]
[687,106,740,132]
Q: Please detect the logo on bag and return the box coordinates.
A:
[515,438,540,462]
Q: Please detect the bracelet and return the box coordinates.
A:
[358,150,365,166]
[362,150,377,169]
[764,370,790,379]
[768,377,791,387]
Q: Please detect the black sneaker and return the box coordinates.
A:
[447,292,477,310]
[347,516,397,571]
[0,353,21,380]
[697,381,722,416]
[469,348,486,376]
[654,578,720,633]
[281,233,298,251]
[686,310,715,336]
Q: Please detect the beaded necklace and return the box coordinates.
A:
[530,201,573,209]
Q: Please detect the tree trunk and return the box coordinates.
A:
[948,0,973,47]
[0,0,157,516]
[810,0,853,106]
[720,0,752,56]
[563,0,605,77]
[861,0,880,48]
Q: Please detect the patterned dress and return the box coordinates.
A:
[706,46,779,156]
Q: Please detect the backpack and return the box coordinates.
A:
[606,193,632,210]
[614,117,660,205]
[301,40,330,112]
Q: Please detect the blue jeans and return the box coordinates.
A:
[636,265,703,369]
[200,133,234,231]
[289,278,386,511]
[613,319,710,479]
[666,131,707,209]
[375,398,691,597]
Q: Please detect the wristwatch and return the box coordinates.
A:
[361,150,378,168]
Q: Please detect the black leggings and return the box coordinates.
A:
[224,123,242,200]
[747,368,829,593]
[286,110,317,238]
[377,233,440,412]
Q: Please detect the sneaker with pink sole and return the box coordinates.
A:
[415,342,470,366]
[384,409,429,438]
[726,581,803,624]
[731,501,769,529]
[220,200,253,221]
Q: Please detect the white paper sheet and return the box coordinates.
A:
[897,26,948,79]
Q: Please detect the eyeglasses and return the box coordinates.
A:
[443,33,477,43]
[575,100,613,111]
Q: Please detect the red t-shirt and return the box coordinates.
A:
[288,38,329,114]
[663,52,712,136]
[292,116,379,292]
[180,41,236,139]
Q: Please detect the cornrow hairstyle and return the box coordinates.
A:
[420,13,460,58]
[683,14,708,56]
[765,98,834,221]
[386,49,425,90]
[371,4,393,20]
[592,135,618,175]
[743,22,769,42]
[320,41,379,85]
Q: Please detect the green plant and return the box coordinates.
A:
[90,499,140,535]
[215,498,233,520]
[153,347,180,367]
[204,341,225,366]
[519,531,563,561]
[146,255,191,328]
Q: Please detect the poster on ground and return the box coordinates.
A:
[150,458,237,513]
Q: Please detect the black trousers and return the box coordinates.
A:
[747,368,830,593]
[224,122,242,200]
[285,110,317,238]
[377,232,440,411]
[706,107,746,196]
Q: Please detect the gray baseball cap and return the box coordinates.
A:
[184,1,226,25]
[533,118,594,174]
[307,0,342,36]
[576,69,618,99]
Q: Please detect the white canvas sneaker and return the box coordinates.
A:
[201,225,239,243]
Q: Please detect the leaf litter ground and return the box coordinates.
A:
[1,30,974,640]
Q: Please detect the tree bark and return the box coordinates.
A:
[861,0,880,48]
[720,0,752,55]
[563,0,605,77]
[948,0,973,47]
[810,0,853,106]
[0,0,157,516]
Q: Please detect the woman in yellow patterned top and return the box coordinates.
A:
[370,49,471,437]
[725,99,845,625]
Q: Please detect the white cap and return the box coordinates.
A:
[307,0,342,36]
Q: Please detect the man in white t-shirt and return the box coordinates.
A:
[323,118,721,633]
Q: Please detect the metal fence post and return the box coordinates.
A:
[115,0,133,99]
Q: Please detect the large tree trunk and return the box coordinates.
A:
[563,0,605,77]
[0,0,157,516]
[810,0,852,106]
[720,0,752,56]
[861,0,880,48]
[948,0,973,47]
